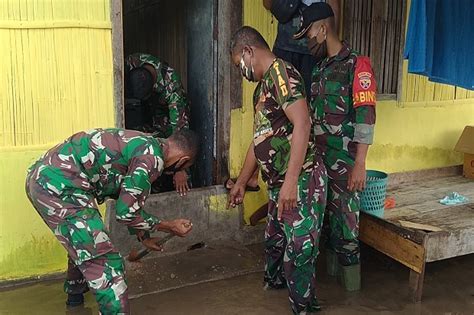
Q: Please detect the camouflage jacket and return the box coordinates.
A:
[125,53,190,138]
[253,59,315,189]
[310,43,376,161]
[29,128,164,231]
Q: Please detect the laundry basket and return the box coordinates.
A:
[360,170,388,218]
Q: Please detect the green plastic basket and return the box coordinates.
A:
[360,170,388,218]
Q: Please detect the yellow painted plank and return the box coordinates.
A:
[416,75,427,102]
[424,79,435,102]
[442,84,455,101]
[401,61,409,102]
[455,87,465,99]
[0,20,111,29]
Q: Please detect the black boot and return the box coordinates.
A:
[66,293,84,307]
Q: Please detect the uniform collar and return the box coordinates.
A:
[260,58,279,82]
[319,41,351,68]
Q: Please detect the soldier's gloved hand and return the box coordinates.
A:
[277,180,297,220]
[228,181,246,208]
[173,170,190,196]
[348,162,366,192]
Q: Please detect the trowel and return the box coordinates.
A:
[128,233,175,262]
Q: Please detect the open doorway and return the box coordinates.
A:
[120,0,218,188]
[112,0,242,190]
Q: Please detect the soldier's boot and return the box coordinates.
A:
[338,263,361,291]
[326,249,339,276]
[66,293,84,307]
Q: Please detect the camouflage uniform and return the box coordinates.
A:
[310,43,376,266]
[253,59,327,314]
[25,128,165,314]
[125,53,190,138]
[272,0,325,100]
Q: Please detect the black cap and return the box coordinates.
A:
[293,2,334,40]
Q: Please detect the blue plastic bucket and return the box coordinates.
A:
[360,170,388,218]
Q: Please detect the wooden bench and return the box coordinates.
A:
[359,172,474,302]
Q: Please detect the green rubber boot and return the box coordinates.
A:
[338,263,361,291]
[326,249,339,276]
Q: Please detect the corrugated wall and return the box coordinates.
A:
[232,0,474,223]
[0,0,115,280]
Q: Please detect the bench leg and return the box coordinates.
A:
[409,264,425,302]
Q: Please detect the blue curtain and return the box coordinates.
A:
[404,0,474,90]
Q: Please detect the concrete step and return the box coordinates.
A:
[126,243,265,299]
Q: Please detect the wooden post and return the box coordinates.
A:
[409,236,427,302]
[409,265,426,303]
[111,0,124,128]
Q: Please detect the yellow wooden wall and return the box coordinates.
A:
[0,0,115,280]
[232,0,474,223]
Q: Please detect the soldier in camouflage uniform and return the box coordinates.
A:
[25,128,198,314]
[229,26,327,315]
[295,3,377,290]
[125,53,192,196]
[263,0,340,101]
[125,53,189,138]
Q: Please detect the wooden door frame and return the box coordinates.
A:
[111,0,124,128]
[214,0,242,184]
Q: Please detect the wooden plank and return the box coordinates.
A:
[396,0,407,100]
[216,0,242,183]
[424,77,435,101]
[360,213,426,273]
[391,0,401,95]
[383,0,394,93]
[426,227,474,262]
[343,0,352,43]
[370,0,384,94]
[467,89,474,99]
[124,0,188,84]
[388,166,463,189]
[401,204,474,231]
[111,0,124,128]
[398,220,443,232]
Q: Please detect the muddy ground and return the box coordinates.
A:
[1,244,473,315]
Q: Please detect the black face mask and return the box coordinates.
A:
[308,35,328,61]
[163,160,184,175]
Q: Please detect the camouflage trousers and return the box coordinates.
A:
[264,162,327,315]
[325,176,360,266]
[25,172,129,314]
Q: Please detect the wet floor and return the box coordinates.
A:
[1,246,473,315]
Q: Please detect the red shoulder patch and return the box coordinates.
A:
[352,56,377,108]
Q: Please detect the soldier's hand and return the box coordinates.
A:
[348,162,366,192]
[157,219,193,237]
[169,219,193,237]
[277,180,297,220]
[173,170,190,196]
[141,237,164,252]
[228,182,246,208]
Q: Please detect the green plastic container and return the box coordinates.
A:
[360,170,388,218]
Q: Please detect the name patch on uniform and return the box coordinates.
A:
[352,56,376,108]
[270,60,292,106]
[273,62,289,97]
